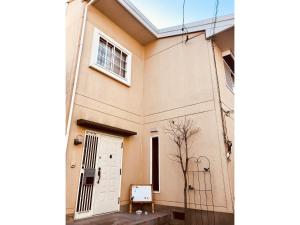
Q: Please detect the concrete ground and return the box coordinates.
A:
[66,212,171,225]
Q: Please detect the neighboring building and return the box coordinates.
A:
[66,0,234,224]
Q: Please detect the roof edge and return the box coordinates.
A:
[104,0,234,40]
[157,14,234,39]
[117,0,159,37]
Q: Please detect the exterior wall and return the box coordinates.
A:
[66,2,145,214]
[66,0,85,124]
[212,43,235,206]
[66,0,234,217]
[142,34,234,213]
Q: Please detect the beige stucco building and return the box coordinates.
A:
[66,0,234,224]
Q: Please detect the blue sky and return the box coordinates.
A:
[129,0,234,29]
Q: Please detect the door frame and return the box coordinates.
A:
[74,130,124,219]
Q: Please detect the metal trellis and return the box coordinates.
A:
[187,156,215,225]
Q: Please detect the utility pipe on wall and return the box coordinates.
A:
[210,39,235,212]
[66,0,98,146]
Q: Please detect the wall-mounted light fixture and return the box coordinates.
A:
[70,161,76,168]
[74,135,83,145]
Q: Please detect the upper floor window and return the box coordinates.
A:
[222,51,235,92]
[90,28,132,86]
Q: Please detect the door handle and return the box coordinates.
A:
[97,167,101,184]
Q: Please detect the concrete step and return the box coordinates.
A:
[67,212,171,225]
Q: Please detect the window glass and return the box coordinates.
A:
[224,62,234,90]
[105,43,114,70]
[92,32,131,84]
[113,48,121,75]
[97,38,106,67]
[121,53,127,68]
[222,53,235,91]
[151,137,159,192]
[223,55,234,73]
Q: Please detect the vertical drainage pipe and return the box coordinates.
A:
[66,0,98,147]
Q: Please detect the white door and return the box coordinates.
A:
[93,134,123,215]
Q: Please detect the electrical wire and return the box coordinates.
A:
[211,0,233,151]
[211,0,220,37]
[146,32,203,59]
[210,0,228,148]
[210,0,235,212]
[181,0,189,43]
[147,21,233,59]
[182,0,186,30]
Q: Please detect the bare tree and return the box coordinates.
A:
[165,117,199,224]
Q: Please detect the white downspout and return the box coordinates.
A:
[66,0,97,146]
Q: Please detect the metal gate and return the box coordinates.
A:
[74,131,99,219]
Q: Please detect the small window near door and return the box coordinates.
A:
[151,136,160,192]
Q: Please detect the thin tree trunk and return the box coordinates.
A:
[184,173,189,225]
[164,118,199,225]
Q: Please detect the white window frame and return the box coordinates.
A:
[222,50,235,93]
[150,135,160,193]
[90,28,132,86]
